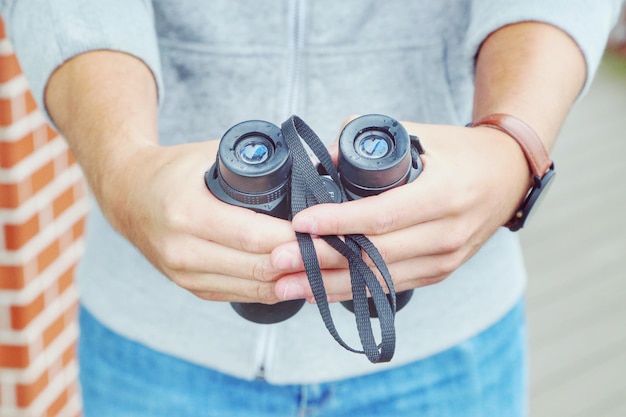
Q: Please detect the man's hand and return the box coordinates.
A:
[45,50,296,304]
[271,21,585,303]
[270,122,530,302]
[104,140,296,303]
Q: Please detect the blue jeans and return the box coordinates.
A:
[78,300,527,417]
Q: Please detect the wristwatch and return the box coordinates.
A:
[471,113,556,231]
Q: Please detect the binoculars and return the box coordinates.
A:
[205,114,423,324]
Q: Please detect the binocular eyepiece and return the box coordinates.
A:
[336,115,423,317]
[205,114,423,324]
[205,121,305,324]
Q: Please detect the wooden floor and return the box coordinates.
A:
[521,53,626,417]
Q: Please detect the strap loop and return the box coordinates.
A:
[281,115,397,363]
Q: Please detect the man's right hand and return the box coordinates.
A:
[103,140,297,304]
[45,50,296,304]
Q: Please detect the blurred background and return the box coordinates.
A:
[1,7,626,417]
[521,29,626,417]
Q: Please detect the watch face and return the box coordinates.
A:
[509,165,556,231]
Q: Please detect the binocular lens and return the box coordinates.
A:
[354,131,393,159]
[338,114,415,196]
[236,135,273,165]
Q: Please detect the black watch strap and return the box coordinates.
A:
[471,113,555,231]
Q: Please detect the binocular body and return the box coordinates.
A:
[205,114,423,324]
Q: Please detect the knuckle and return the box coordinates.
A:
[437,221,471,254]
[435,250,466,276]
[160,200,186,231]
[238,231,264,253]
[370,207,399,235]
[438,230,466,254]
[447,187,474,216]
[255,283,279,304]
[168,270,195,291]
[159,240,188,271]
[418,276,446,288]
[195,291,226,302]
[330,219,344,236]
[251,260,275,282]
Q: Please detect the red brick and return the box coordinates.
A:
[0,183,20,208]
[62,341,77,368]
[72,217,86,240]
[37,239,61,273]
[53,187,75,219]
[10,292,46,330]
[43,311,65,348]
[46,125,58,142]
[57,264,76,295]
[4,212,40,250]
[16,367,48,407]
[0,15,5,39]
[31,160,55,194]
[0,343,30,368]
[47,386,69,417]
[0,265,25,289]
[0,131,35,168]
[0,97,12,125]
[0,54,21,84]
[66,149,76,166]
[25,90,38,114]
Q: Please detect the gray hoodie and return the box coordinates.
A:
[2,0,620,383]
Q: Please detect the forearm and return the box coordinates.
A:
[45,50,160,207]
[472,22,587,151]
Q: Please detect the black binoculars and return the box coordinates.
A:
[205,114,423,324]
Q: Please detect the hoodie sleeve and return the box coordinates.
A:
[465,0,623,95]
[1,0,163,120]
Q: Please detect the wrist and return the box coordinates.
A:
[470,114,556,231]
[95,141,160,231]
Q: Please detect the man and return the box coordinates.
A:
[2,1,621,415]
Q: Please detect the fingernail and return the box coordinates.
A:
[281,279,306,300]
[293,215,318,234]
[273,248,298,270]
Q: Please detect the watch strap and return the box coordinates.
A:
[471,113,552,178]
[471,113,555,231]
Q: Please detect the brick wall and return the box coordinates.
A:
[0,15,87,417]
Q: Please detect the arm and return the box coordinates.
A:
[45,50,295,303]
[270,22,587,301]
[471,22,585,149]
[4,0,295,304]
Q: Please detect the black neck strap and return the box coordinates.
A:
[281,115,397,363]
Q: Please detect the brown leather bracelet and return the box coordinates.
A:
[471,113,556,231]
[471,113,552,178]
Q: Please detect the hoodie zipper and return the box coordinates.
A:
[254,0,307,381]
[282,0,307,118]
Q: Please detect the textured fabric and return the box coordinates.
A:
[2,0,621,383]
[79,298,527,417]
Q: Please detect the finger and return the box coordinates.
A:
[172,270,281,304]
[272,217,469,274]
[271,237,349,272]
[164,235,285,283]
[327,142,339,165]
[275,253,456,302]
[290,167,446,237]
[362,217,474,266]
[192,198,297,254]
